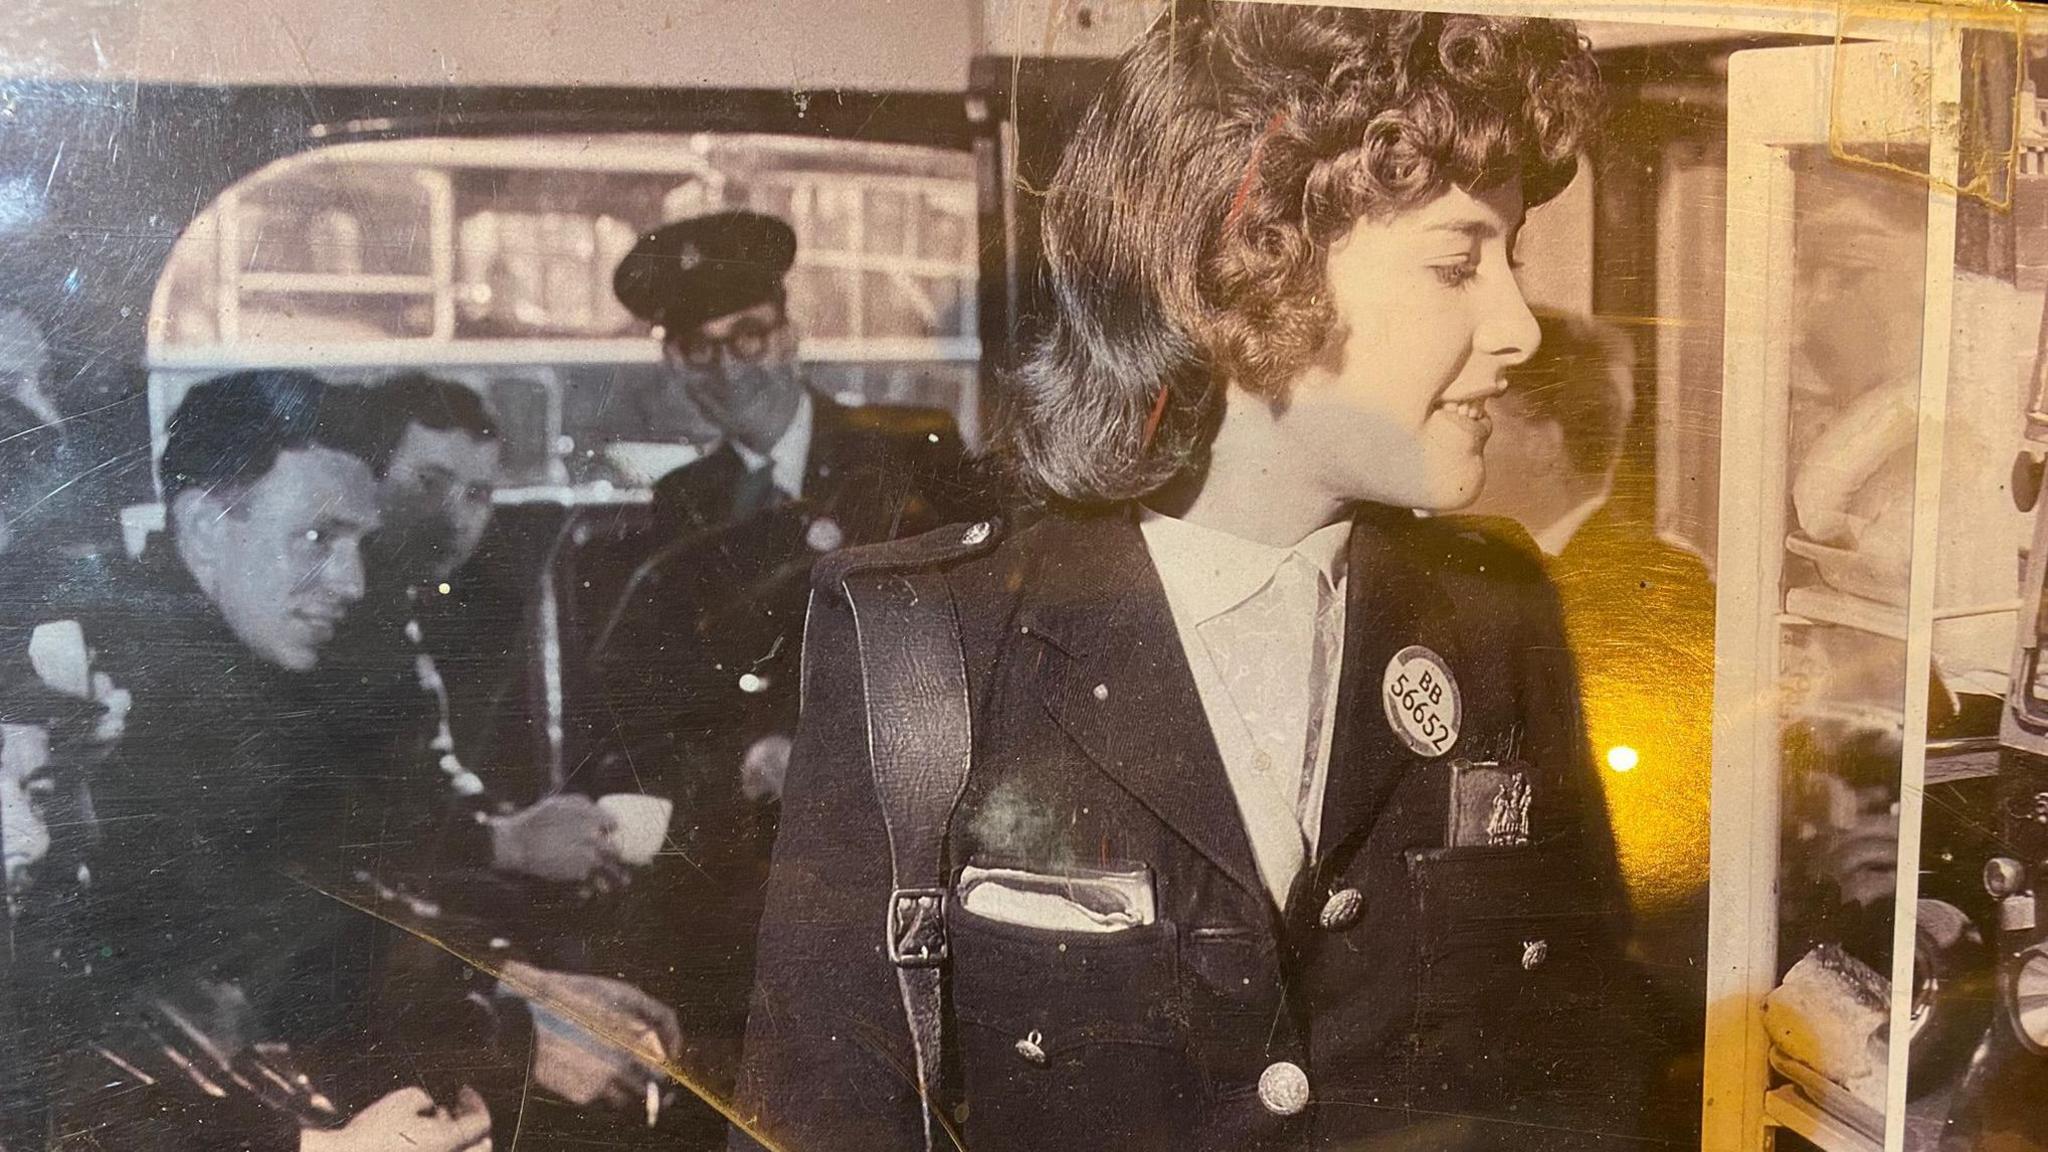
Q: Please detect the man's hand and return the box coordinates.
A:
[489,795,627,885]
[502,962,683,1110]
[300,1086,490,1152]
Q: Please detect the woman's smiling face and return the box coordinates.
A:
[1271,180,1542,512]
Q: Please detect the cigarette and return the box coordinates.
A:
[637,1025,666,1128]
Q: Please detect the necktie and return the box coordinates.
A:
[1295,559,1342,826]
[731,462,780,521]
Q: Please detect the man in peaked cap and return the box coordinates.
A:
[601,207,988,792]
[613,210,810,522]
[610,208,985,534]
[585,209,991,1137]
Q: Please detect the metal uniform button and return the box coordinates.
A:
[1015,1029,1047,1066]
[1521,939,1549,970]
[1318,888,1364,931]
[962,521,992,546]
[1257,1061,1311,1116]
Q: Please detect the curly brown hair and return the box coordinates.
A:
[1005,2,1602,506]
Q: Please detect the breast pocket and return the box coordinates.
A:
[1403,845,1630,1115]
[949,902,1191,1151]
[1407,844,1614,1012]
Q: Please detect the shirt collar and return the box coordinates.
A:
[1531,486,1611,558]
[1138,508,1351,624]
[727,389,814,498]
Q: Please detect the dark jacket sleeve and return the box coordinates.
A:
[730,584,925,1152]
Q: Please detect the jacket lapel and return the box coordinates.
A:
[1016,513,1267,904]
[802,396,906,541]
[1315,505,1470,868]
[801,393,846,499]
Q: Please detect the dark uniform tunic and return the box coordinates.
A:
[734,506,1659,1152]
[590,393,984,808]
[40,548,526,1150]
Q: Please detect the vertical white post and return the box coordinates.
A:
[215,188,242,345]
[1703,44,1803,1151]
[421,168,457,340]
[1882,19,1964,1152]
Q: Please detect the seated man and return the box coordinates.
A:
[596,213,987,812]
[33,371,678,1151]
[322,372,624,895]
[608,209,984,544]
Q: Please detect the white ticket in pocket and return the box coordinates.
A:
[957,864,1156,933]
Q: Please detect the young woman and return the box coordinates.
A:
[734,6,1654,1149]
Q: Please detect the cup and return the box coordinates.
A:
[597,794,674,866]
[27,620,90,698]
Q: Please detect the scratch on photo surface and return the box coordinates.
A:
[1308,1095,1672,1146]
[1589,311,1696,330]
[1006,0,1176,201]
[1224,112,1285,235]
[1825,0,2025,209]
[0,391,148,446]
[14,447,151,521]
[506,1054,533,1149]
[42,137,63,198]
[1140,380,1172,449]
[843,1012,969,1151]
[266,4,326,123]
[286,872,783,1147]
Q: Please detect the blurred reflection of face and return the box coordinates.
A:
[1271,182,1541,511]
[1796,206,1925,397]
[1,723,52,891]
[1815,774,1899,910]
[179,447,380,672]
[662,300,806,454]
[1469,386,1570,530]
[379,423,500,581]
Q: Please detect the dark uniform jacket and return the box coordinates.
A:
[644,394,980,542]
[40,548,526,1150]
[316,555,536,879]
[733,506,1657,1152]
[589,394,985,803]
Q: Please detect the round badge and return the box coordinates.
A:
[805,516,845,553]
[1381,644,1461,758]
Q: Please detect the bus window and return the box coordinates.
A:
[145,133,981,500]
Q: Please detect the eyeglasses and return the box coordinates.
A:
[666,317,783,369]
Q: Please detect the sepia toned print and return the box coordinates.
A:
[1878,33,2048,1152]
[0,1,2031,1151]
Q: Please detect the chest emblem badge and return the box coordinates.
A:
[1487,771,1532,847]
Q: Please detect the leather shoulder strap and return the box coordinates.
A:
[842,569,972,1152]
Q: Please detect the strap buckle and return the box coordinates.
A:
[888,887,950,968]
